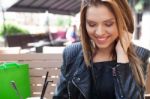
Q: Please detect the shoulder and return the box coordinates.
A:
[133,44,150,75]
[63,42,82,59]
[61,42,82,73]
[133,44,150,62]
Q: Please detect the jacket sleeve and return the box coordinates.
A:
[53,48,68,99]
[115,63,144,99]
[53,42,82,99]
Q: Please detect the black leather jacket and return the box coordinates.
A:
[53,42,150,99]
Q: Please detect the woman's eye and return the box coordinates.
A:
[105,22,114,27]
[88,23,96,27]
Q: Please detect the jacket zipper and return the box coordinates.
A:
[72,79,87,99]
[67,81,71,99]
[112,67,125,98]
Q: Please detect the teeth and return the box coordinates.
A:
[98,37,107,41]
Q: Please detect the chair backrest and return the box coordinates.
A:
[0,53,62,99]
[0,47,21,54]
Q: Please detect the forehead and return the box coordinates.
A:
[86,5,115,21]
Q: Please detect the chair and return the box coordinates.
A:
[0,53,62,98]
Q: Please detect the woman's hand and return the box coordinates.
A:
[115,31,132,63]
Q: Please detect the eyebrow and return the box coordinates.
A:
[86,18,115,22]
[103,18,116,22]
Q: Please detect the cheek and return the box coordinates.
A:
[113,28,119,37]
[112,31,119,41]
[114,33,119,40]
[86,26,95,35]
[108,26,118,36]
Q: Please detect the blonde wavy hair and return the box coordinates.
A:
[79,0,145,87]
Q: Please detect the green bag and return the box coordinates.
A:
[0,62,31,99]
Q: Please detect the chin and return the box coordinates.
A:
[96,44,110,49]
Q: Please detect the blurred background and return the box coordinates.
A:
[0,1,149,99]
[0,0,149,53]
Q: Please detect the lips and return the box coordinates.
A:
[96,36,109,43]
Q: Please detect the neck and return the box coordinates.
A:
[93,46,115,62]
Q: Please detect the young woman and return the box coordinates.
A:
[53,0,150,99]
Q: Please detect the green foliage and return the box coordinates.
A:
[135,0,144,12]
[54,16,72,27]
[0,23,29,36]
[55,17,64,26]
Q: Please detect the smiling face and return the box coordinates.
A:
[86,5,118,51]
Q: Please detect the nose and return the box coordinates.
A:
[95,25,105,36]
